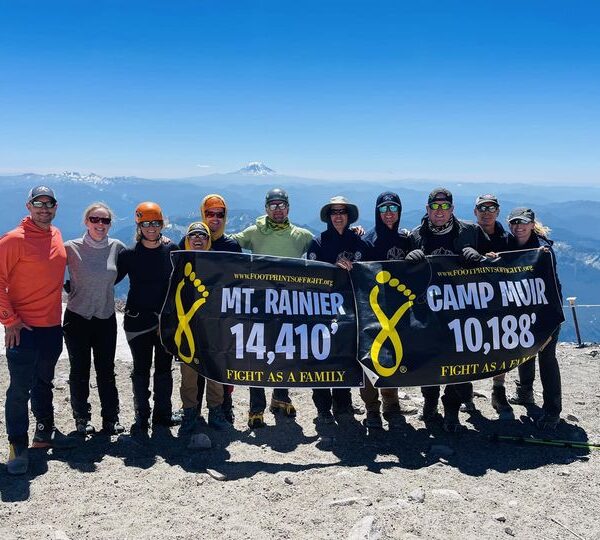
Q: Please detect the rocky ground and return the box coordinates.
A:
[0,318,599,540]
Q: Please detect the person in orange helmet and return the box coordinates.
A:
[117,202,181,436]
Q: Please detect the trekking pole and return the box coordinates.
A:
[566,297,584,348]
[488,434,600,450]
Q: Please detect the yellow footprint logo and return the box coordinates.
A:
[174,262,210,364]
[369,270,416,377]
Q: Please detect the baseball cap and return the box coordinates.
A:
[428,188,453,205]
[27,185,57,203]
[507,207,535,223]
[186,221,210,236]
[475,194,499,206]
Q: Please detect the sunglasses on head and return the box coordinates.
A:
[187,232,208,239]
[330,208,348,215]
[378,204,399,213]
[429,202,452,211]
[140,220,163,228]
[30,200,56,208]
[267,202,288,211]
[476,204,498,213]
[205,211,225,219]
[88,216,111,225]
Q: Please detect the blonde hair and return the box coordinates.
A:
[83,201,115,223]
[534,220,551,239]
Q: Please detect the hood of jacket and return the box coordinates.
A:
[374,191,402,237]
[200,194,227,241]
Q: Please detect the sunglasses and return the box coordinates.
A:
[88,216,112,225]
[140,220,163,228]
[509,219,529,225]
[476,204,499,213]
[205,211,225,219]
[267,202,288,211]
[330,208,348,215]
[429,202,452,211]
[30,200,56,208]
[187,232,208,239]
[378,204,399,213]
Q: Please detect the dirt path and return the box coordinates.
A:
[0,319,599,540]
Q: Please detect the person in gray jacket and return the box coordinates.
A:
[63,202,126,436]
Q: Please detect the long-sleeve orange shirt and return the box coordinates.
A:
[0,217,66,327]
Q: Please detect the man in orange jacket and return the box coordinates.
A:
[0,186,77,475]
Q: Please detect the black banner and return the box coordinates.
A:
[352,249,564,387]
[160,249,563,388]
[160,251,363,388]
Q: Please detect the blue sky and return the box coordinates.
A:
[1,0,599,184]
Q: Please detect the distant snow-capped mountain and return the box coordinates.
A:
[50,171,113,185]
[233,162,276,176]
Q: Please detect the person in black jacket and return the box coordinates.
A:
[307,196,368,423]
[199,194,241,424]
[117,202,181,435]
[505,207,563,430]
[406,188,484,432]
[361,192,418,429]
[461,194,514,418]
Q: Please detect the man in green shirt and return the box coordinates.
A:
[232,188,313,428]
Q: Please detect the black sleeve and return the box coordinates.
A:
[225,235,242,253]
[306,237,320,261]
[116,248,129,283]
[455,223,479,252]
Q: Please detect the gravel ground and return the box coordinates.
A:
[0,318,599,540]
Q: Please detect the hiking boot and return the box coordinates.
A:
[442,408,464,433]
[248,412,266,429]
[269,399,296,418]
[508,387,535,406]
[102,420,125,435]
[316,410,335,425]
[130,417,149,437]
[420,398,439,422]
[536,413,560,431]
[491,386,514,418]
[75,417,96,436]
[383,409,405,429]
[178,408,197,436]
[32,419,78,449]
[7,442,29,475]
[152,412,182,428]
[459,399,477,413]
[208,406,232,431]
[363,411,383,429]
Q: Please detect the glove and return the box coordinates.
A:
[405,249,426,264]
[462,247,485,264]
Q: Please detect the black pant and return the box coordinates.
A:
[127,330,173,422]
[516,329,561,416]
[421,383,473,412]
[63,309,120,422]
[6,326,63,445]
[249,388,290,413]
[312,389,352,413]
